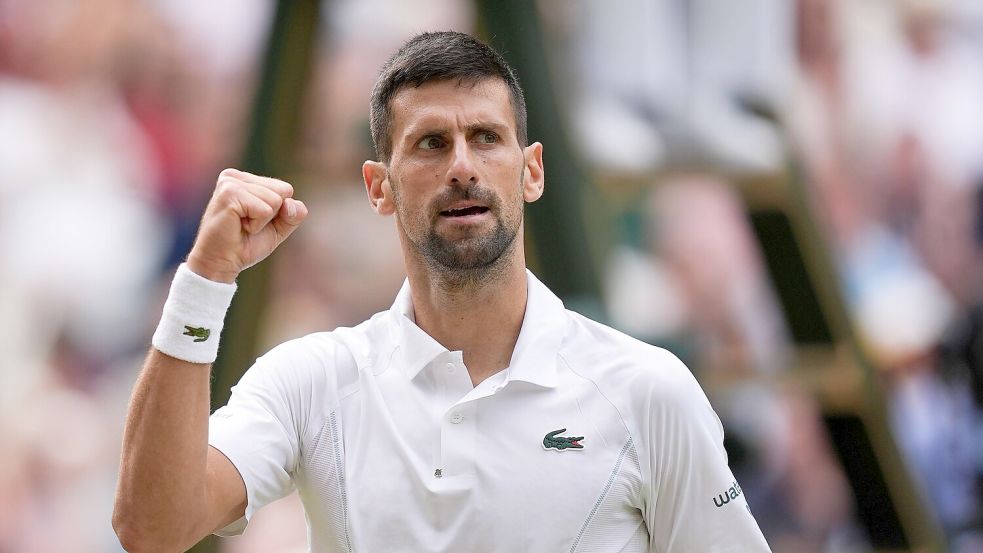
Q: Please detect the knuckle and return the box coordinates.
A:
[256,202,275,218]
[218,167,239,179]
[260,177,292,197]
[214,182,236,202]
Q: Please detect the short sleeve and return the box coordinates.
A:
[208,350,308,536]
[641,354,772,552]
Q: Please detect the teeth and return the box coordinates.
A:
[441,205,488,217]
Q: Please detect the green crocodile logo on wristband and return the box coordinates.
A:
[183,325,211,343]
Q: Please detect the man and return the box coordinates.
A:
[113,32,771,552]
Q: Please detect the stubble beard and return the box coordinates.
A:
[421,210,518,275]
[393,178,523,288]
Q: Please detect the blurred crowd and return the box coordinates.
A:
[0,0,981,552]
[575,0,983,550]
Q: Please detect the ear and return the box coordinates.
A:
[521,142,544,203]
[363,160,395,215]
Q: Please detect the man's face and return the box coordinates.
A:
[377,78,540,274]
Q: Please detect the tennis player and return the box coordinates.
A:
[113,31,771,552]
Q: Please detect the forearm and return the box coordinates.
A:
[113,348,214,551]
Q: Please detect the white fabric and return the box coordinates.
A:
[209,271,771,552]
[152,263,237,364]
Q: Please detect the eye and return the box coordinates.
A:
[417,136,444,150]
[476,132,498,144]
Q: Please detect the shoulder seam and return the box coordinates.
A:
[559,350,650,503]
[558,350,634,437]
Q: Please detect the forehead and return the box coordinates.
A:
[389,78,515,139]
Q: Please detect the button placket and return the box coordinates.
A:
[440,400,477,477]
[434,352,473,479]
[432,354,456,479]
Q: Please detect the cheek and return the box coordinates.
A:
[480,149,523,180]
[395,161,444,196]
[390,182,432,221]
[479,146,517,165]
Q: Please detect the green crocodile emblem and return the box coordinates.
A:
[183,325,211,343]
[543,428,584,451]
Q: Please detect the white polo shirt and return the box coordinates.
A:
[209,271,771,552]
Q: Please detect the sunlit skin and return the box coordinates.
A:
[363,78,545,385]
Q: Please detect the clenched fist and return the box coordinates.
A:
[186,168,308,283]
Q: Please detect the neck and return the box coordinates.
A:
[406,249,528,387]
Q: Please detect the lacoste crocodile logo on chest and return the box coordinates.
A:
[543,428,585,451]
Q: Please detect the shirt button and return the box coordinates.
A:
[445,363,455,373]
[449,412,464,424]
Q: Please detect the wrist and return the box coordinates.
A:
[186,254,239,284]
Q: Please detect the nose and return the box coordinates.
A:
[447,138,477,185]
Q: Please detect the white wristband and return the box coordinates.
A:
[152,263,237,364]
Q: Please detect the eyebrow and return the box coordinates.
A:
[463,121,509,134]
[403,120,511,141]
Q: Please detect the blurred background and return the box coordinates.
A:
[1,0,982,551]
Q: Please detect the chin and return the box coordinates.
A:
[437,249,501,271]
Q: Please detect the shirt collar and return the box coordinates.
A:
[503,271,565,388]
[387,270,567,387]
[390,280,448,380]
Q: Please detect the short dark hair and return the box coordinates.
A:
[369,31,528,163]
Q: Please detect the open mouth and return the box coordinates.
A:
[440,206,489,217]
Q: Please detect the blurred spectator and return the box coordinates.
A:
[568,0,793,174]
[645,177,787,373]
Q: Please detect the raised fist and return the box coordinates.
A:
[186,168,308,283]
